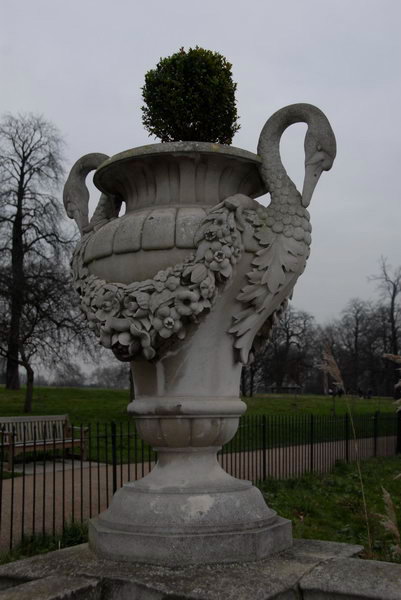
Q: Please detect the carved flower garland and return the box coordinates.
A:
[72,197,245,361]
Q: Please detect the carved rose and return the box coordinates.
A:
[123,295,139,317]
[175,290,202,317]
[204,242,233,278]
[154,270,169,292]
[153,306,184,339]
[93,288,122,321]
[165,276,181,291]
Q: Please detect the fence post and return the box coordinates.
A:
[111,422,117,494]
[262,416,267,481]
[309,415,314,472]
[396,412,401,454]
[373,411,379,457]
[345,413,349,463]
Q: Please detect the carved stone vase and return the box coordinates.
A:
[64,105,336,565]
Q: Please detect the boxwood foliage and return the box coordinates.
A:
[141,47,240,144]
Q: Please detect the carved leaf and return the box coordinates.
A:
[237,284,266,304]
[149,289,174,314]
[191,263,208,283]
[231,226,308,363]
[140,317,152,331]
[251,235,305,295]
[194,226,206,246]
[118,331,132,346]
[195,240,211,261]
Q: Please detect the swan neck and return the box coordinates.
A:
[258,106,316,203]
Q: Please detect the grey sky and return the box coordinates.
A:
[1,0,400,323]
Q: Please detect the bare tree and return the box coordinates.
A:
[337,298,371,391]
[0,240,92,411]
[261,306,316,391]
[0,113,67,390]
[0,113,92,410]
[370,258,401,356]
[369,258,401,390]
[320,296,400,396]
[52,360,88,388]
[243,306,317,395]
[89,363,130,390]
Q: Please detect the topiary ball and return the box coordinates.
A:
[141,47,240,145]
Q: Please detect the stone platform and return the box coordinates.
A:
[0,539,400,599]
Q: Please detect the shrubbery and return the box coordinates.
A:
[141,47,240,144]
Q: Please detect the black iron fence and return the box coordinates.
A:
[0,412,399,551]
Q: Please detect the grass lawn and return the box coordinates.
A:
[0,386,131,424]
[258,456,401,563]
[0,386,396,423]
[246,394,396,416]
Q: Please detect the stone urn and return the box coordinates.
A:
[64,104,336,565]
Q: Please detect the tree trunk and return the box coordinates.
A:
[240,367,245,396]
[6,167,25,390]
[129,365,135,400]
[249,365,255,397]
[6,278,21,389]
[24,363,34,413]
[322,370,328,395]
[6,350,20,389]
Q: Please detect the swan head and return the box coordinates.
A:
[301,118,336,207]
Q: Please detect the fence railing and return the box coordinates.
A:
[0,412,399,551]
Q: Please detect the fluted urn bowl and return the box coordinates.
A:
[84,142,266,283]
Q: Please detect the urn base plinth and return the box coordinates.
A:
[88,483,292,565]
[89,397,292,565]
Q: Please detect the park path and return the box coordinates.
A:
[0,435,396,551]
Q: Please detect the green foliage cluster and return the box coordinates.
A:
[141,47,240,144]
[259,457,401,563]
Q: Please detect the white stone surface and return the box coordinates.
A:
[63,104,336,565]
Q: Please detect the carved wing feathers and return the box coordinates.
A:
[230,233,307,363]
[230,278,303,363]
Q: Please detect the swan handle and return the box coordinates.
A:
[63,153,121,236]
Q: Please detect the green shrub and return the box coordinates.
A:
[141,47,240,144]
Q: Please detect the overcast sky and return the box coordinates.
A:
[1,0,400,323]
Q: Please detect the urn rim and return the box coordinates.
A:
[93,141,265,198]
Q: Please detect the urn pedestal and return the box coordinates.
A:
[89,397,291,565]
[65,104,336,565]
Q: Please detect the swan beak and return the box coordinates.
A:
[302,151,331,207]
[301,163,323,207]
